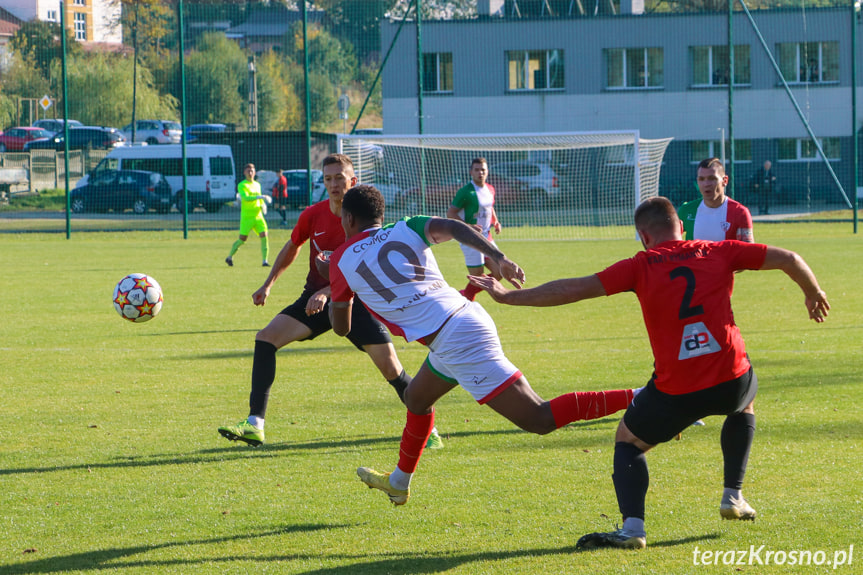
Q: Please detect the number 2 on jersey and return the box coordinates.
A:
[669,266,704,320]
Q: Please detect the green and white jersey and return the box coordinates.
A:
[451,182,495,234]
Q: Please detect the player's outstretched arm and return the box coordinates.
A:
[252,240,302,306]
[426,217,524,288]
[760,246,830,322]
[468,275,607,307]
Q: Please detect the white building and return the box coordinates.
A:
[0,0,121,45]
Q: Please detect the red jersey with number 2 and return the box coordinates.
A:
[596,240,767,395]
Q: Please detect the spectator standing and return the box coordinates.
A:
[751,160,777,216]
[273,169,289,226]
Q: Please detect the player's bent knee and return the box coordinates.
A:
[403,393,434,415]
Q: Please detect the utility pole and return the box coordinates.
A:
[248,56,258,132]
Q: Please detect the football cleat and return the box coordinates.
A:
[262,261,270,267]
[357,467,409,505]
[425,427,444,450]
[576,529,646,550]
[720,496,757,520]
[218,420,264,447]
[225,256,234,267]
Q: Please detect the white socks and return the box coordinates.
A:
[722,488,743,505]
[622,517,646,538]
[248,416,264,430]
[388,467,412,491]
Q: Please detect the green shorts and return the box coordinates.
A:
[240,213,268,236]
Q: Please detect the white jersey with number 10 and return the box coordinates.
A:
[330,217,467,343]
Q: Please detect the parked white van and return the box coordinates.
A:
[79,144,236,212]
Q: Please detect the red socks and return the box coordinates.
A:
[549,389,634,428]
[397,408,435,474]
[462,273,496,301]
[460,281,482,301]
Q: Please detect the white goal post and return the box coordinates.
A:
[338,131,672,240]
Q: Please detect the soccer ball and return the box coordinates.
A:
[113,273,163,323]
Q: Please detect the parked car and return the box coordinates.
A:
[255,170,281,196]
[395,173,530,214]
[185,123,227,142]
[284,169,326,205]
[78,144,236,212]
[32,119,83,135]
[70,169,173,214]
[491,161,563,207]
[0,127,53,152]
[121,120,182,145]
[24,127,126,151]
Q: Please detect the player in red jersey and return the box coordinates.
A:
[470,197,829,550]
[218,154,443,449]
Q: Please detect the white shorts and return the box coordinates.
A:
[460,237,495,268]
[425,302,522,404]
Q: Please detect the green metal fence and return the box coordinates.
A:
[0,1,858,235]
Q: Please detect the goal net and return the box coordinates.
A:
[338,132,673,240]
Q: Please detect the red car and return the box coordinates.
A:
[396,173,531,214]
[0,127,53,152]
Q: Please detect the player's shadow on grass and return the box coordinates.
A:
[5,531,722,574]
[3,524,338,574]
[0,423,622,477]
[289,533,722,574]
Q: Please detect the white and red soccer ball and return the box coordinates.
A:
[113,273,163,323]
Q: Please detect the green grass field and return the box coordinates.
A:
[0,224,860,574]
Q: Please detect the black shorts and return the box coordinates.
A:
[279,289,392,351]
[623,367,758,446]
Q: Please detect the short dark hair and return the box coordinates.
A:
[322,153,354,171]
[243,163,255,171]
[634,196,678,236]
[471,157,488,169]
[343,185,385,223]
[697,157,725,175]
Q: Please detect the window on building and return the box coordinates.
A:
[690,139,752,163]
[46,10,58,21]
[778,137,840,161]
[606,48,663,89]
[74,13,87,40]
[778,42,839,84]
[691,45,751,86]
[423,53,453,93]
[74,0,86,5]
[507,50,564,91]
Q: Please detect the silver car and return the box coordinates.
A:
[121,120,182,145]
[491,161,563,207]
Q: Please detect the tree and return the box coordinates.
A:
[181,33,247,126]
[120,0,174,53]
[51,52,177,127]
[306,71,337,130]
[256,52,302,131]
[284,21,356,87]
[10,20,80,79]
[387,0,477,19]
[1,52,52,103]
[313,0,397,62]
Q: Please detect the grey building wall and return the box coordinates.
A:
[380,9,858,207]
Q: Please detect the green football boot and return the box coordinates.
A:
[218,420,265,447]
